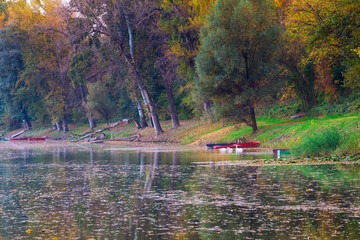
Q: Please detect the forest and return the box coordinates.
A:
[0,0,359,136]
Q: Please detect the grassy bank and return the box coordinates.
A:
[221,114,360,156]
[2,113,360,156]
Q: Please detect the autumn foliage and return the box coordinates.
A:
[0,0,359,132]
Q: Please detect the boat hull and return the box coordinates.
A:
[206,143,235,148]
[213,142,260,149]
[10,138,45,141]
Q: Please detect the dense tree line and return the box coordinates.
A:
[0,0,359,134]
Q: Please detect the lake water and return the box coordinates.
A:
[0,144,359,239]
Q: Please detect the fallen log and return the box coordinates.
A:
[290,112,306,120]
[72,119,140,142]
[11,129,28,139]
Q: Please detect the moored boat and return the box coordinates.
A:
[213,142,260,149]
[206,143,235,149]
[10,138,45,141]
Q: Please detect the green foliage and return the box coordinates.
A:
[0,29,36,128]
[69,50,94,86]
[86,81,116,124]
[196,0,280,130]
[258,103,300,119]
[293,128,341,157]
[338,133,360,156]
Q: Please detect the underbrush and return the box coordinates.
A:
[293,128,341,157]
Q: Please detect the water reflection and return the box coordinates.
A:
[0,146,359,239]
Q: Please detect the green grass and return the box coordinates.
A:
[106,129,133,139]
[293,127,341,156]
[221,113,360,156]
[68,128,88,135]
[181,126,223,144]
[220,126,252,141]
[22,127,49,137]
[48,131,63,138]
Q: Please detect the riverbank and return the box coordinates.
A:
[2,113,360,156]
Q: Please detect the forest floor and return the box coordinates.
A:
[2,113,360,153]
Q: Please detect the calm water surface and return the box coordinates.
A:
[0,145,359,239]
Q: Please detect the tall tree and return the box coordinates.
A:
[0,30,33,129]
[69,49,97,129]
[5,0,76,132]
[70,0,164,135]
[196,0,280,133]
[160,0,215,115]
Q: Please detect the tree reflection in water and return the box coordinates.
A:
[0,147,359,239]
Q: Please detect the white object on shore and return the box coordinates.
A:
[236,147,243,153]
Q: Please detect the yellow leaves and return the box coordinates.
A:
[0,9,7,27]
[353,47,360,58]
[279,85,296,105]
[168,43,185,57]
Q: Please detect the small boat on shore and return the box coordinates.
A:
[10,138,45,141]
[213,142,260,149]
[206,143,235,149]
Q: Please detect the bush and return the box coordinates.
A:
[338,134,360,155]
[293,127,341,156]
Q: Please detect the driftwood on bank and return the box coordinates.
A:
[72,119,141,142]
[290,112,306,120]
[11,129,28,139]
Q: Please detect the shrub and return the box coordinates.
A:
[293,127,341,156]
[338,134,360,155]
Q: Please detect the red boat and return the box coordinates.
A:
[10,138,45,141]
[213,142,260,149]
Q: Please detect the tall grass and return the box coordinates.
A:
[293,127,341,157]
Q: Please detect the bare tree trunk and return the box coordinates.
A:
[24,118,32,130]
[117,42,163,135]
[134,95,147,128]
[63,115,69,133]
[88,113,96,130]
[80,84,96,129]
[21,109,32,130]
[56,122,63,132]
[163,76,180,129]
[120,11,163,135]
[250,105,257,134]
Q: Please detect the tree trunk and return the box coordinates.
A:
[163,75,180,129]
[120,44,163,135]
[24,118,32,130]
[63,115,68,133]
[119,12,163,135]
[250,104,258,134]
[80,84,96,129]
[56,122,63,132]
[134,95,147,128]
[21,109,32,130]
[147,106,154,128]
[88,113,96,130]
